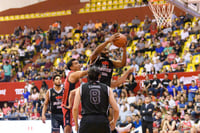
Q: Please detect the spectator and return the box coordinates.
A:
[179,113,193,133]
[188,80,198,101]
[132,114,142,132]
[160,113,178,133]
[2,61,12,82]
[177,81,187,99]
[23,88,30,100]
[30,108,40,120]
[2,103,11,116]
[31,88,39,106]
[191,94,200,119]
[40,81,48,91]
[167,81,176,97]
[135,52,144,66]
[144,59,153,74]
[178,96,187,115]
[132,16,141,28]
[143,75,151,94]
[149,74,164,97]
[136,90,145,102]
[17,67,24,81]
[162,74,171,92]
[181,28,189,41]
[19,108,27,119]
[153,111,162,133]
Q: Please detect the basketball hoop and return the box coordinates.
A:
[149,0,174,28]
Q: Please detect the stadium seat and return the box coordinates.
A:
[127,47,132,55]
[163,65,170,71]
[97,2,102,7]
[35,13,41,18]
[138,67,144,75]
[79,8,85,13]
[4,16,10,21]
[9,16,15,20]
[145,33,151,38]
[0,17,4,21]
[102,6,107,11]
[90,7,96,12]
[85,49,92,57]
[186,63,196,72]
[192,54,200,65]
[24,14,30,19]
[30,13,35,18]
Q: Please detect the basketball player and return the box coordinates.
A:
[62,58,88,133]
[42,74,64,133]
[72,66,119,133]
[90,33,127,88]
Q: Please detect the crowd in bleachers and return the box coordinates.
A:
[0,11,200,132]
[0,80,50,120]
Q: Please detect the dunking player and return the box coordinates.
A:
[72,66,119,133]
[90,33,127,88]
[42,75,64,133]
[62,58,87,133]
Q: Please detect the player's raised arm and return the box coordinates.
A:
[42,90,50,123]
[68,70,88,83]
[110,67,134,88]
[111,46,126,68]
[108,87,119,131]
[90,33,120,64]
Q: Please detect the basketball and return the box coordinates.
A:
[113,33,127,47]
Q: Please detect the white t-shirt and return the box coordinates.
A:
[152,56,160,64]
[42,49,50,56]
[27,45,35,52]
[184,53,191,62]
[181,31,189,40]
[64,26,73,33]
[127,96,136,104]
[136,30,145,38]
[144,63,153,72]
[18,49,25,57]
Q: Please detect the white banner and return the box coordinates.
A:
[0,120,53,133]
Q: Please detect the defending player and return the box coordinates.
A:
[62,58,88,133]
[72,66,119,133]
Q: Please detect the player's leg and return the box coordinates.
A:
[63,109,72,133]
[51,114,60,133]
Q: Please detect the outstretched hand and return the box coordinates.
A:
[107,33,120,43]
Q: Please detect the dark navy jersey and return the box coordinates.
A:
[50,87,64,114]
[91,56,114,86]
[81,81,109,116]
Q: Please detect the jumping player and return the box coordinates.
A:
[62,58,88,133]
[42,74,64,133]
[90,33,127,88]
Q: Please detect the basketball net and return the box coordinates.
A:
[149,0,174,28]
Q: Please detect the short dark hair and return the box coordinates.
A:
[88,66,100,81]
[53,74,61,81]
[67,58,76,70]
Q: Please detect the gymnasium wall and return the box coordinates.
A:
[0,0,184,34]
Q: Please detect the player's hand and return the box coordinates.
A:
[63,105,71,109]
[128,67,135,73]
[107,33,120,43]
[42,115,46,123]
[110,120,116,131]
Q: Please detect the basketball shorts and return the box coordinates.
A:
[79,115,110,133]
[51,114,64,132]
